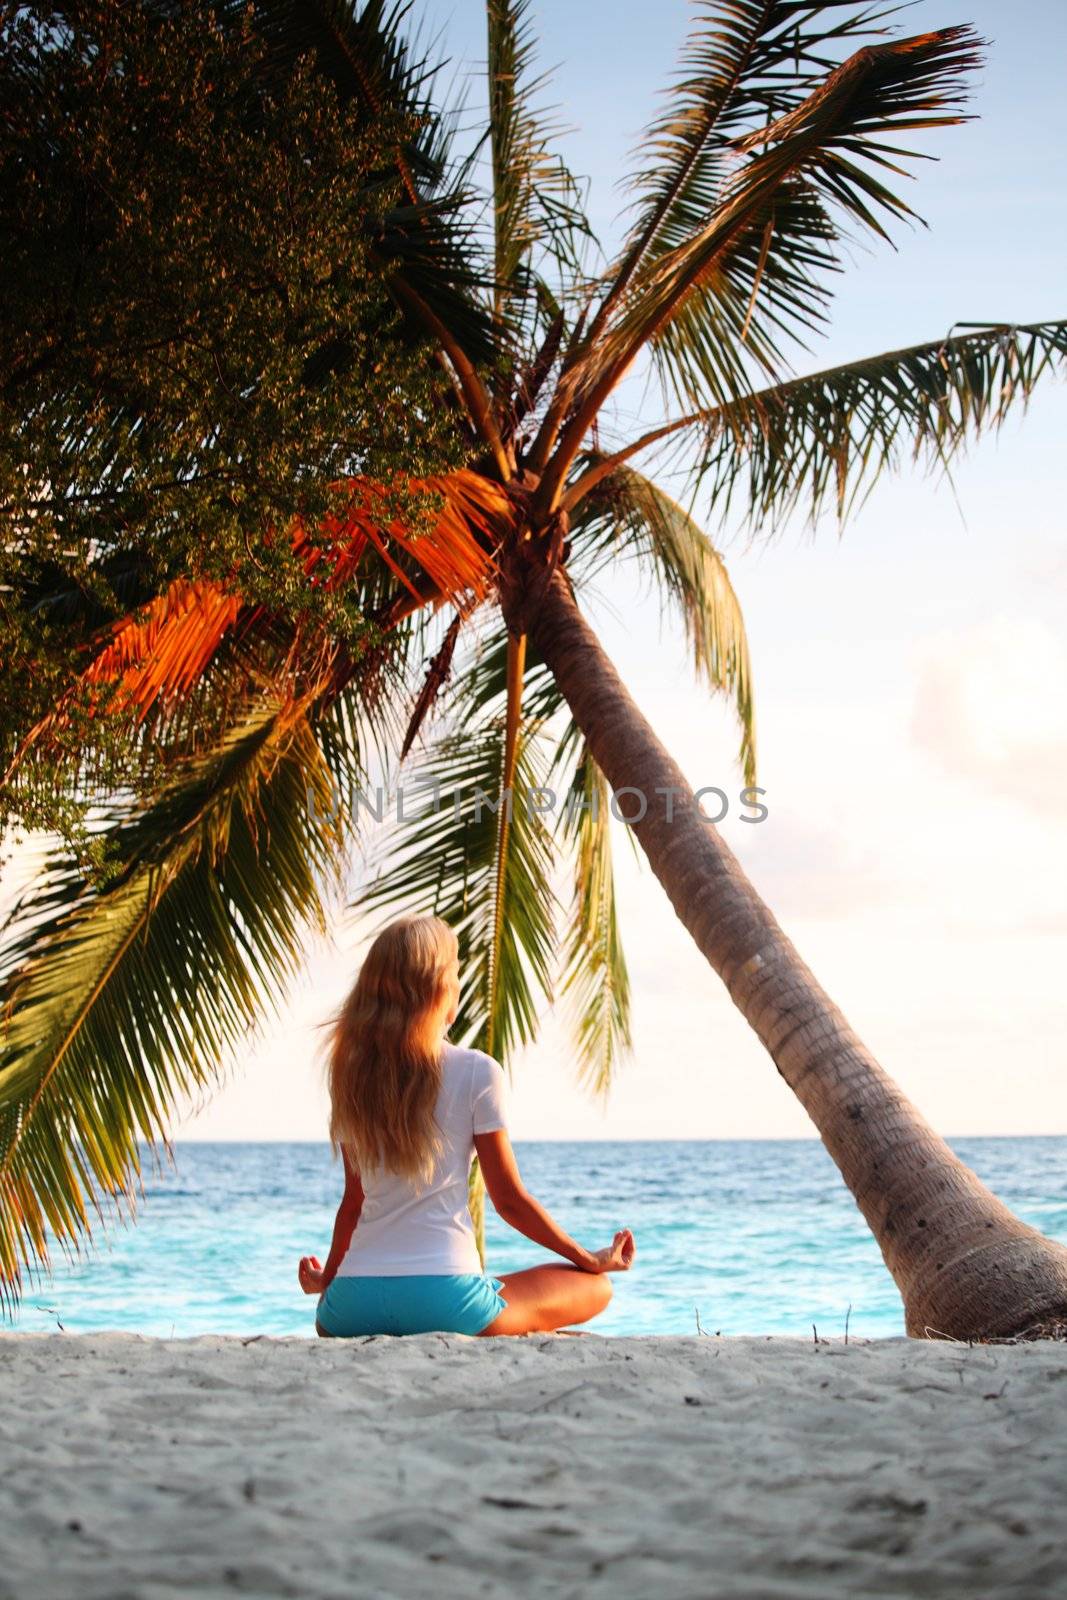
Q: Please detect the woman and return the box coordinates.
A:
[298,915,635,1336]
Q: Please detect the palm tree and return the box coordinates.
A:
[4,0,1067,1337]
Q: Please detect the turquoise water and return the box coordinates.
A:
[11,1137,1067,1338]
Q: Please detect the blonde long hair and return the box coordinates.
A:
[326,916,457,1185]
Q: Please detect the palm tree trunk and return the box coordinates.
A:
[518,569,1067,1339]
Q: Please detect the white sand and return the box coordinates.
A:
[1,1332,1065,1600]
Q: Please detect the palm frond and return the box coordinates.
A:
[356,666,558,1062]
[0,697,349,1309]
[555,741,632,1096]
[315,470,509,603]
[462,626,563,724]
[81,579,246,722]
[484,630,529,1056]
[554,24,984,477]
[485,0,595,329]
[686,319,1067,526]
[568,460,756,785]
[15,470,507,759]
[589,0,891,338]
[400,611,464,760]
[646,178,841,411]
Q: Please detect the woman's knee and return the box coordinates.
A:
[556,1268,611,1322]
[591,1274,613,1312]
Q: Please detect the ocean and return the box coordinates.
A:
[12,1137,1067,1339]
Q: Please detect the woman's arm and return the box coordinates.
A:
[298,1150,365,1295]
[474,1129,633,1273]
[320,1155,364,1287]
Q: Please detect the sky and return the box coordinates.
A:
[8,1,1066,1144]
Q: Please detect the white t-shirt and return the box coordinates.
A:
[336,1042,508,1277]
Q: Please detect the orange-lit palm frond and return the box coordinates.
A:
[11,471,512,766]
[297,470,510,601]
[2,578,248,781]
[95,472,505,713]
[83,579,245,723]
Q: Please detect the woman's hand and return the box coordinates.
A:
[298,1255,327,1296]
[588,1229,635,1273]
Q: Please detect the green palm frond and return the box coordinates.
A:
[569,460,756,785]
[311,669,380,835]
[356,662,558,1062]
[555,740,632,1096]
[477,722,558,1059]
[589,1,889,341]
[0,697,349,1309]
[485,0,595,328]
[462,627,563,724]
[647,179,840,411]
[688,319,1067,526]
[563,24,984,450]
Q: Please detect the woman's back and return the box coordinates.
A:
[335,1043,507,1278]
[304,913,631,1338]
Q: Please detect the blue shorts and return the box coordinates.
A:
[316,1273,507,1337]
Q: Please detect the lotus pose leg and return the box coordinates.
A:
[477,1263,614,1336]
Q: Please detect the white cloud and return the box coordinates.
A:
[911,615,1067,819]
[738,813,896,922]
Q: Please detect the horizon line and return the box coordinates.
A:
[169,1130,1067,1144]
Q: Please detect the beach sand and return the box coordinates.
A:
[1,1332,1065,1599]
